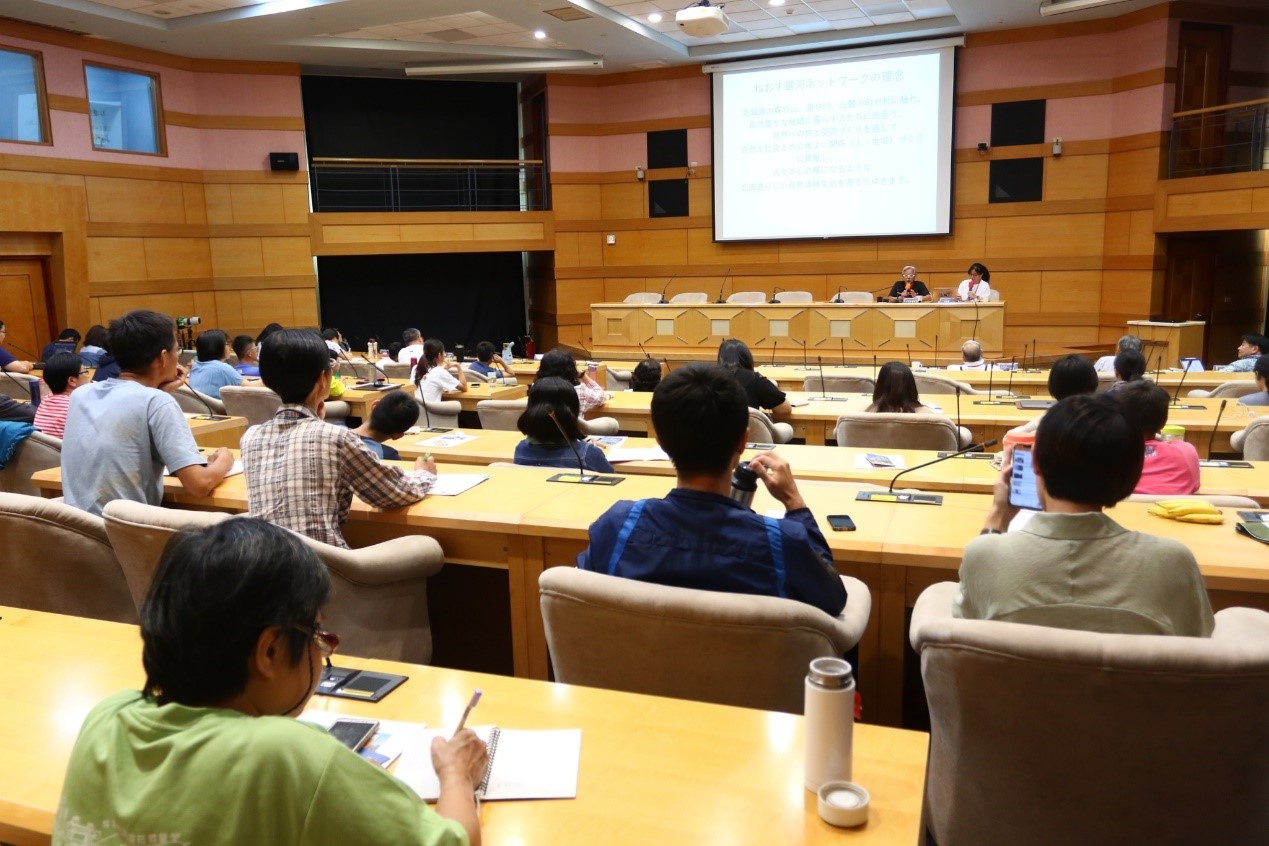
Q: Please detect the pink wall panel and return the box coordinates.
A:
[548,135,600,172]
[194,73,304,117]
[954,105,991,148]
[1046,95,1113,141]
[551,133,646,172]
[199,129,307,171]
[959,32,1119,92]
[1108,18,1170,76]
[1109,84,1169,137]
[687,127,710,165]
[550,75,709,123]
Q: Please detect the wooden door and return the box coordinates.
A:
[0,258,52,361]
[1173,24,1231,176]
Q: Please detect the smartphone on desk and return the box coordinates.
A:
[827,514,857,532]
[1008,446,1043,511]
[327,718,379,752]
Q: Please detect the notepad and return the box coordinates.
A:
[395,726,582,801]
[606,446,670,463]
[417,432,476,448]
[428,474,488,496]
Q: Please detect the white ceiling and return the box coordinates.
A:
[1,0,1183,76]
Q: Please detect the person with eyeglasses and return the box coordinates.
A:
[0,319,34,373]
[31,352,89,439]
[52,518,487,846]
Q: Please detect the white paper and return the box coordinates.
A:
[588,435,627,449]
[395,726,582,801]
[165,459,242,477]
[418,432,476,448]
[427,474,488,496]
[298,712,428,771]
[853,454,906,470]
[606,446,670,463]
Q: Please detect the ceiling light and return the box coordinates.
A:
[404,58,604,75]
[648,11,662,22]
[1038,0,1133,16]
[769,0,785,5]
[534,29,547,38]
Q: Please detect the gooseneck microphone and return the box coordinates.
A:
[550,409,591,481]
[1170,364,1191,405]
[359,354,385,385]
[814,355,849,401]
[638,342,653,360]
[1208,399,1227,457]
[887,439,999,493]
[1006,357,1017,398]
[906,344,912,367]
[659,275,676,304]
[1,369,34,400]
[770,341,778,367]
[933,333,939,371]
[179,385,229,420]
[338,349,368,386]
[770,287,784,304]
[832,286,845,304]
[716,270,731,304]
[795,339,811,371]
[546,410,623,485]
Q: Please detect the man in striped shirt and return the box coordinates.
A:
[32,352,88,438]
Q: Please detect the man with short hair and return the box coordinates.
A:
[231,334,260,377]
[61,310,233,515]
[241,329,436,547]
[1113,380,1200,495]
[956,339,986,370]
[1106,349,1147,394]
[188,329,249,399]
[1094,335,1141,373]
[468,341,514,380]
[1004,354,1099,441]
[1238,355,1268,407]
[1215,333,1268,372]
[577,363,847,616]
[956,394,1213,636]
[32,352,88,438]
[40,328,81,364]
[351,390,420,460]
[397,329,425,365]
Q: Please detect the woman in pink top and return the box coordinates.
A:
[1113,380,1200,495]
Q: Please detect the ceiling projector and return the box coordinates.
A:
[676,4,729,37]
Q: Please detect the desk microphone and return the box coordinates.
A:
[887,439,998,494]
[955,386,963,433]
[794,339,811,371]
[546,410,622,485]
[972,297,980,340]
[815,355,848,401]
[1170,362,1190,405]
[933,333,939,370]
[831,286,845,304]
[659,275,676,304]
[1030,338,1039,371]
[638,342,653,360]
[716,271,730,304]
[179,385,229,420]
[839,338,855,369]
[986,361,994,397]
[1208,399,1226,457]
[906,344,912,367]
[360,354,385,385]
[1005,357,1017,398]
[417,395,451,433]
[770,341,778,367]
[338,349,368,386]
[4,340,39,362]
[770,286,784,304]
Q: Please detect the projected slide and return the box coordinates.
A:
[710,42,957,242]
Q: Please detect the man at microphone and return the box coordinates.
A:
[577,364,846,616]
[954,394,1213,636]
[0,320,33,373]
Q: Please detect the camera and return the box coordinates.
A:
[175,316,202,328]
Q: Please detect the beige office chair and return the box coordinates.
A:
[222,385,348,427]
[0,374,38,402]
[1231,417,1269,460]
[987,289,1001,302]
[1094,371,1118,394]
[1126,493,1259,508]
[669,292,709,304]
[0,430,61,496]
[747,408,794,444]
[0,492,135,623]
[606,368,633,391]
[910,581,1269,846]
[834,411,968,450]
[623,292,663,304]
[102,501,446,663]
[914,373,981,396]
[173,386,227,416]
[802,375,875,394]
[1187,382,1259,399]
[333,359,381,381]
[540,567,871,714]
[460,365,517,386]
[831,292,873,304]
[476,397,617,436]
[726,291,767,304]
[773,291,813,303]
[416,397,461,430]
[380,361,412,380]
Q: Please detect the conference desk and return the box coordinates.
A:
[338,380,527,417]
[590,301,1005,362]
[388,428,1269,504]
[29,463,1269,727]
[0,605,929,846]
[184,413,247,449]
[592,391,1251,456]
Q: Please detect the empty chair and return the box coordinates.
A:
[910,581,1269,846]
[623,292,663,304]
[102,500,445,663]
[773,291,813,303]
[988,289,1001,302]
[669,292,709,304]
[1094,370,1118,394]
[219,385,282,426]
[605,368,632,391]
[476,398,526,431]
[914,373,981,396]
[1188,381,1259,399]
[416,397,461,430]
[172,386,227,416]
[1232,417,1269,460]
[333,359,380,381]
[379,361,412,380]
[540,567,871,714]
[0,429,61,496]
[834,411,967,450]
[726,291,767,304]
[747,408,794,444]
[0,492,135,623]
[802,375,876,394]
[831,292,874,304]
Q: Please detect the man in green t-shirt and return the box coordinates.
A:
[53,518,487,846]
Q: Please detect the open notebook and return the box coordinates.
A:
[395,726,581,801]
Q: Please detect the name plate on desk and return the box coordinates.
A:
[548,472,625,486]
[855,491,943,505]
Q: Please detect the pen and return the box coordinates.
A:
[454,688,481,736]
[422,452,433,463]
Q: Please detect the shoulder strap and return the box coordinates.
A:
[762,515,787,597]
[607,500,646,575]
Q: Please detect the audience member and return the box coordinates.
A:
[1004,354,1099,440]
[955,394,1214,636]
[1095,335,1141,373]
[40,328,81,363]
[955,339,987,370]
[62,310,232,515]
[53,518,484,846]
[232,335,261,377]
[78,324,109,368]
[413,339,466,404]
[1106,349,1147,394]
[1114,380,1201,495]
[887,265,930,302]
[866,361,933,413]
[1238,355,1269,406]
[351,390,419,461]
[255,322,284,350]
[469,341,514,380]
[537,348,607,416]
[1215,333,1268,373]
[397,328,425,365]
[514,377,614,472]
[578,364,846,616]
[241,329,435,547]
[322,327,347,355]
[956,263,992,303]
[32,353,87,438]
[717,338,790,415]
[188,330,248,399]
[0,320,33,373]
[630,359,663,392]
[0,394,35,424]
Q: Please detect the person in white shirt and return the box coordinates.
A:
[413,338,468,404]
[1094,335,1142,373]
[397,328,425,366]
[955,339,988,370]
[956,263,992,303]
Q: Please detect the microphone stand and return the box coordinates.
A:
[814,355,848,401]
[545,410,623,485]
[854,439,999,504]
[1207,400,1226,457]
[770,287,783,304]
[795,339,813,371]
[769,341,779,368]
[974,359,1007,405]
[179,385,229,420]
[659,275,676,304]
[716,272,730,304]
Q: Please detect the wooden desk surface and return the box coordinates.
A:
[184,413,247,450]
[338,379,527,416]
[0,606,928,846]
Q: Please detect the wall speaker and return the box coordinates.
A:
[269,152,300,171]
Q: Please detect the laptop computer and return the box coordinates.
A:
[1180,357,1204,372]
[932,287,954,302]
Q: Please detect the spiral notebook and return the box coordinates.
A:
[395,726,581,801]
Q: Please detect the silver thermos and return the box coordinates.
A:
[730,460,758,508]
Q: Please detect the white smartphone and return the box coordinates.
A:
[1008,446,1043,511]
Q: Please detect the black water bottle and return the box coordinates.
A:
[730,460,758,508]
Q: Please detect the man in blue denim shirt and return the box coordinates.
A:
[577,364,846,617]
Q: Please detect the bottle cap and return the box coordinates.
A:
[807,657,853,688]
[817,781,870,827]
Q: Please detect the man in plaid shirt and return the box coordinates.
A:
[241,329,436,547]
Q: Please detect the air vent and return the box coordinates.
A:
[430,28,475,42]
[544,6,591,21]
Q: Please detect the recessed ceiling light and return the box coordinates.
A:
[648,11,662,22]
[534,29,547,38]
[769,0,785,5]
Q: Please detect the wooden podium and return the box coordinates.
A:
[1126,320,1206,366]
[590,301,1004,363]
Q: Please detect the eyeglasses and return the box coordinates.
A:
[295,622,340,657]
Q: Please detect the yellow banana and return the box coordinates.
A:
[1175,513,1224,524]
[1166,503,1221,517]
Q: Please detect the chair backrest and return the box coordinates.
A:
[746,408,782,443]
[1236,417,1269,461]
[911,582,1269,846]
[623,292,663,304]
[415,397,460,430]
[802,375,876,394]
[0,430,61,496]
[914,373,979,396]
[773,290,813,303]
[173,386,227,416]
[605,369,632,391]
[102,500,446,663]
[0,374,38,402]
[219,385,282,426]
[726,291,767,304]
[1189,381,1259,399]
[1095,371,1117,394]
[833,291,873,304]
[987,289,1001,302]
[669,292,709,304]
[0,492,135,623]
[540,567,866,713]
[476,398,528,431]
[834,411,960,451]
[380,361,412,379]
